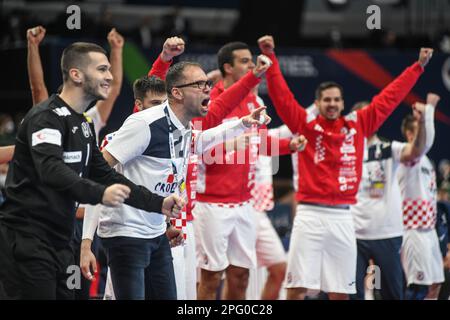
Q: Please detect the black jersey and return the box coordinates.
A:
[0,94,164,248]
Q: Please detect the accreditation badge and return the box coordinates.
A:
[369,181,385,198]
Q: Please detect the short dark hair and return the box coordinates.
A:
[165,61,202,96]
[315,81,344,100]
[133,75,166,100]
[61,42,107,82]
[401,114,417,138]
[351,101,370,112]
[217,42,250,77]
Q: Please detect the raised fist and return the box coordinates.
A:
[257,35,275,55]
[27,26,46,45]
[107,28,125,49]
[253,55,272,78]
[418,48,433,68]
[161,36,185,62]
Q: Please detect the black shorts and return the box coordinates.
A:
[0,223,75,300]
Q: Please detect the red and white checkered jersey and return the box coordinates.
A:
[252,155,274,212]
[398,156,437,229]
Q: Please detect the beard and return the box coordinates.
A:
[83,74,106,102]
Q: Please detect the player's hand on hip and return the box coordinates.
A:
[162,194,185,218]
[102,184,131,207]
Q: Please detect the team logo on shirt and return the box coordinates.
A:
[81,122,92,138]
[155,177,179,194]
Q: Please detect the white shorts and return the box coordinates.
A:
[286,204,357,294]
[193,201,257,271]
[172,221,197,300]
[246,212,287,300]
[401,229,445,286]
[255,212,287,267]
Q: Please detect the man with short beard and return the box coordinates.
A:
[0,42,183,300]
[259,34,432,300]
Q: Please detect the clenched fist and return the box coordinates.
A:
[418,48,433,68]
[107,28,125,49]
[27,26,46,45]
[253,55,273,78]
[162,194,185,218]
[161,36,185,62]
[102,184,131,207]
[289,135,308,152]
[257,35,275,56]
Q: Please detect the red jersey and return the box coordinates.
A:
[194,81,292,204]
[265,52,424,205]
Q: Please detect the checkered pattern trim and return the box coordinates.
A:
[171,209,187,241]
[251,183,274,212]
[402,198,437,229]
[215,200,252,209]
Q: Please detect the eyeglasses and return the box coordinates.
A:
[174,80,213,90]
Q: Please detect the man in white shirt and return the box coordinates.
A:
[350,94,438,300]
[397,93,444,299]
[82,61,270,299]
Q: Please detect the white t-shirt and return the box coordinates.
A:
[94,101,247,239]
[99,102,191,239]
[351,137,406,239]
[398,155,437,230]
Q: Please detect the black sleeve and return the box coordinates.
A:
[88,143,165,214]
[27,111,106,205]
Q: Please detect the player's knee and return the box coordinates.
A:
[227,267,249,288]
[200,269,222,288]
[268,262,287,282]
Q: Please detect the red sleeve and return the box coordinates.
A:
[357,62,424,137]
[196,71,261,130]
[265,52,307,135]
[259,129,292,156]
[148,54,172,80]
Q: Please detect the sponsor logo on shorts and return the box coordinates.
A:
[287,272,292,284]
[417,271,425,281]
